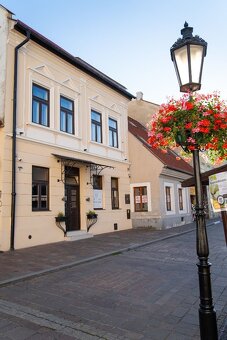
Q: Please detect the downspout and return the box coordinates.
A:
[10,31,30,250]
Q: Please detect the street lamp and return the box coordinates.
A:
[170,23,218,340]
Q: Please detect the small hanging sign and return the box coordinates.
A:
[209,172,227,213]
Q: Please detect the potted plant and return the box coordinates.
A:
[55,211,67,223]
[86,210,98,219]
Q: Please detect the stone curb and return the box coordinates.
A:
[0,220,219,288]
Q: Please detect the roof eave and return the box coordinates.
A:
[14,21,135,100]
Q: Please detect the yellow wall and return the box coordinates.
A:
[0,16,132,250]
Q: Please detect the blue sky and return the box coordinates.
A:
[1,0,227,104]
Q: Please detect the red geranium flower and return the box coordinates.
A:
[147,92,227,164]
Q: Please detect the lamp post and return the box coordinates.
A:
[170,23,218,340]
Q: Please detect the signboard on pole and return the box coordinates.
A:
[209,172,227,212]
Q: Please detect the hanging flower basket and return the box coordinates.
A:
[147,92,227,164]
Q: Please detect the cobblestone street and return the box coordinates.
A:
[0,220,226,339]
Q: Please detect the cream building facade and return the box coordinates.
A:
[0,6,133,251]
[128,96,194,229]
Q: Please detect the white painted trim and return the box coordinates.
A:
[164,182,175,215]
[177,184,187,214]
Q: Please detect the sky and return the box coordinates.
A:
[1,0,227,104]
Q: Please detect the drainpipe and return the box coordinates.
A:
[10,31,30,250]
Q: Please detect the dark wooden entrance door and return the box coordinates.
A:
[65,184,80,231]
[64,166,80,232]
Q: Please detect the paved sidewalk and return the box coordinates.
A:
[0,219,210,285]
[0,218,226,340]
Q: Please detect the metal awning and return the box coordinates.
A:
[182,164,227,187]
[52,154,114,185]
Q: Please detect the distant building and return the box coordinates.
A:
[128,97,194,229]
[0,5,134,251]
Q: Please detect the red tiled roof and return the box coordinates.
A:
[128,116,194,175]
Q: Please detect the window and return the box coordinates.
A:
[109,118,118,148]
[111,177,119,209]
[134,186,148,212]
[178,188,184,210]
[165,186,171,211]
[91,110,102,143]
[32,84,49,126]
[93,175,103,209]
[32,166,49,211]
[60,96,74,134]
[93,175,102,190]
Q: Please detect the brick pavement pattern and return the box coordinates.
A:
[0,219,226,339]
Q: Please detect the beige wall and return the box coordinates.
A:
[128,98,159,127]
[129,133,163,217]
[0,12,132,251]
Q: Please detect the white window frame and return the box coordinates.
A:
[177,184,188,214]
[164,182,175,215]
[130,182,151,213]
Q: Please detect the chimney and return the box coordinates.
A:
[136,91,143,100]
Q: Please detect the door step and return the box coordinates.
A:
[65,231,93,241]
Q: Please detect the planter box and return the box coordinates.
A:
[86,214,98,219]
[55,216,67,223]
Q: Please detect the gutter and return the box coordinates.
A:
[10,31,30,250]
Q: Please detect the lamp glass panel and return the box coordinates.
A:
[174,45,189,86]
[190,45,203,83]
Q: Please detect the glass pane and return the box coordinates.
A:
[60,97,73,110]
[113,132,118,147]
[60,111,66,131]
[134,187,140,196]
[41,104,48,126]
[97,125,101,143]
[135,203,141,212]
[41,197,47,208]
[142,187,147,195]
[109,118,117,129]
[32,167,48,181]
[32,184,38,195]
[142,202,148,211]
[190,45,203,84]
[93,175,102,189]
[33,84,48,100]
[41,185,47,196]
[32,198,38,209]
[91,123,96,141]
[109,130,112,146]
[67,114,73,134]
[174,45,188,86]
[91,110,101,122]
[32,101,39,123]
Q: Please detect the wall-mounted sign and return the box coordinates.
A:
[93,189,102,209]
[135,196,141,204]
[125,194,130,204]
[209,172,227,212]
[142,195,148,203]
